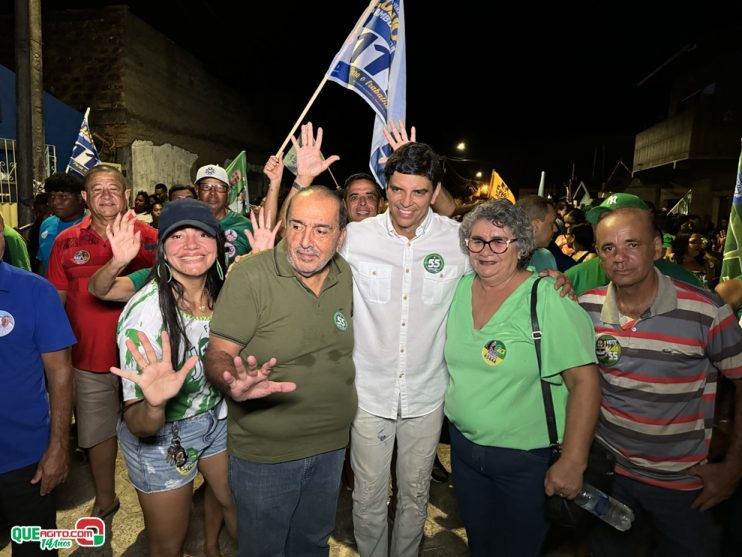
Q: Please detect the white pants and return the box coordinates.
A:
[350,405,444,557]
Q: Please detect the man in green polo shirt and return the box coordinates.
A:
[566,193,702,295]
[204,186,356,556]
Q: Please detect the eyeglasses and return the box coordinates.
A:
[465,237,518,254]
[198,183,229,193]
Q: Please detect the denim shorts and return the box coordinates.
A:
[118,404,227,493]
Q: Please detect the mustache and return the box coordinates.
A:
[293,247,320,256]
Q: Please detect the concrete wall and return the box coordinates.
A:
[0,6,270,180]
[127,140,198,194]
[120,10,270,177]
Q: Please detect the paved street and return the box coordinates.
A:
[1,443,578,556]
[0,444,470,557]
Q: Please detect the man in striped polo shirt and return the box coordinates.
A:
[579,207,742,556]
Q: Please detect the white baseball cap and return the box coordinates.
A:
[195,164,229,186]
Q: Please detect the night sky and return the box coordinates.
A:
[8,1,730,195]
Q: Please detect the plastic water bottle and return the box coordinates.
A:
[574,483,635,531]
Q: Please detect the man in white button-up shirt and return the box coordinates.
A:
[282,126,571,556]
[340,142,469,557]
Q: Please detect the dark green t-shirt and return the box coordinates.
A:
[220,210,253,266]
[566,256,702,296]
[210,240,356,463]
[128,267,152,291]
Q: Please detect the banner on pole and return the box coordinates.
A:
[226,151,249,215]
[326,0,406,186]
[721,141,742,280]
[66,107,101,176]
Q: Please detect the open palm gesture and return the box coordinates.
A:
[291,122,340,178]
[379,120,416,163]
[111,331,197,409]
[222,354,296,402]
[107,210,141,266]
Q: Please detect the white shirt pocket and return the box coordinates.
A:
[422,265,460,305]
[358,262,393,304]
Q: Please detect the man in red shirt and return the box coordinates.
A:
[48,165,157,519]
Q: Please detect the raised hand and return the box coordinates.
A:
[107,210,142,266]
[110,331,196,409]
[222,355,297,402]
[291,122,340,180]
[380,120,416,163]
[245,207,281,254]
[264,153,285,184]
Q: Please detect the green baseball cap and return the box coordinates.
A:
[586,193,650,224]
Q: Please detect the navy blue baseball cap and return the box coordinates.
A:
[158,198,219,240]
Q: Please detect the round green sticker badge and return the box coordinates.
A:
[595,334,622,366]
[423,253,444,274]
[176,448,199,476]
[482,340,507,366]
[333,311,348,331]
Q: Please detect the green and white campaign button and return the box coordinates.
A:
[423,253,444,274]
[334,311,349,331]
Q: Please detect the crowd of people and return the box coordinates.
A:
[0,123,740,557]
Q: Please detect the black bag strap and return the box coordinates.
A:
[531,277,560,452]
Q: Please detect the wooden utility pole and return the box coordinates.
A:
[14,0,44,227]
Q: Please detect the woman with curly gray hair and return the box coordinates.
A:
[444,199,600,556]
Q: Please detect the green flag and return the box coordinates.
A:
[226,151,248,215]
[668,189,693,215]
[720,140,742,281]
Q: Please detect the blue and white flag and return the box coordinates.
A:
[66,107,101,176]
[326,0,405,187]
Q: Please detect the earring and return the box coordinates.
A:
[216,260,224,281]
[157,263,173,283]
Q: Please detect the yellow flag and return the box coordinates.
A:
[488,170,515,204]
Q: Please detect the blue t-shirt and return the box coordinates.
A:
[0,263,76,473]
[37,214,86,275]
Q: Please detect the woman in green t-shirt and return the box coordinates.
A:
[444,200,601,557]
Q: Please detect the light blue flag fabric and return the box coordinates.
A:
[66,107,101,176]
[325,0,406,187]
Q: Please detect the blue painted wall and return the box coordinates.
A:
[0,64,83,169]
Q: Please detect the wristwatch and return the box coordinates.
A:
[292,181,306,191]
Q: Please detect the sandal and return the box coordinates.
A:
[91,496,120,520]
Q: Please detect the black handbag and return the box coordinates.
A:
[530,278,615,527]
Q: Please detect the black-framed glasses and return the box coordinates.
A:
[198,183,229,193]
[465,237,518,254]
